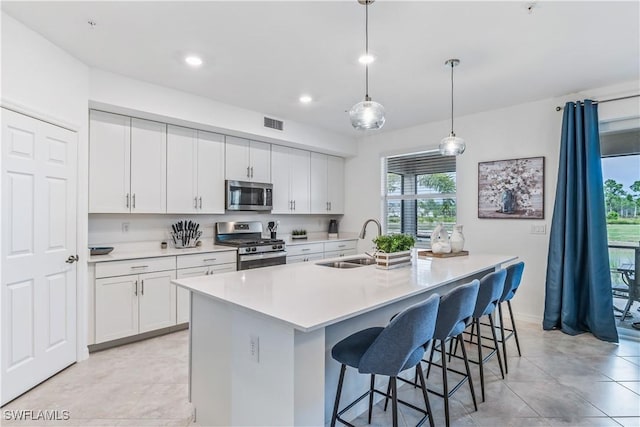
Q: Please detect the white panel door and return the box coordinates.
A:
[310,152,328,213]
[327,155,345,214]
[197,130,225,213]
[95,275,139,343]
[225,136,250,181]
[289,148,310,213]
[138,271,176,333]
[1,108,77,405]
[130,118,167,213]
[167,125,198,213]
[270,145,291,213]
[88,110,130,213]
[249,140,271,183]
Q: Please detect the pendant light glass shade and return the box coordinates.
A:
[439,133,466,155]
[439,58,465,155]
[349,97,386,130]
[350,0,385,130]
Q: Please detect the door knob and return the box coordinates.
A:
[65,255,79,264]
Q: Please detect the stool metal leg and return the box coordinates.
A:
[507,300,522,356]
[331,364,347,427]
[390,376,399,427]
[440,339,451,427]
[416,362,435,427]
[488,314,505,379]
[476,318,485,402]
[498,303,509,374]
[458,334,478,412]
[368,374,375,424]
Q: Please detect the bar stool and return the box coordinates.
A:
[423,280,480,427]
[457,269,507,402]
[497,262,525,374]
[330,294,440,427]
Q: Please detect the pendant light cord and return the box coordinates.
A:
[365,1,369,98]
[450,61,454,135]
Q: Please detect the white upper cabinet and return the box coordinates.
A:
[225,136,271,182]
[167,125,224,213]
[197,130,225,213]
[89,111,166,213]
[271,145,310,214]
[89,110,131,213]
[310,153,344,214]
[130,118,167,213]
[327,155,345,214]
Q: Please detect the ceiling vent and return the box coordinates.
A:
[264,117,284,131]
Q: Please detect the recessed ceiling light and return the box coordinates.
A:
[299,95,313,104]
[185,55,203,67]
[358,54,375,65]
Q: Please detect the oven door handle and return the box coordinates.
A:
[239,251,287,262]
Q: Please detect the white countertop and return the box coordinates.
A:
[173,252,517,332]
[88,245,237,263]
[285,233,359,246]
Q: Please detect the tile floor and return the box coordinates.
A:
[2,320,639,427]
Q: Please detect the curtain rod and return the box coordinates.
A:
[555,94,639,111]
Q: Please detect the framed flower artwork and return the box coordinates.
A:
[478,156,544,219]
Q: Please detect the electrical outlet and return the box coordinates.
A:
[530,224,546,235]
[249,335,259,363]
[122,222,130,233]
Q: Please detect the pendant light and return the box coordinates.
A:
[349,0,385,130]
[439,58,466,155]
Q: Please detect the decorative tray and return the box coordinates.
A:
[417,250,469,259]
[90,247,114,256]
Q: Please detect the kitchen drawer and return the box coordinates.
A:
[176,251,237,269]
[96,256,176,279]
[324,249,358,259]
[286,242,324,257]
[324,240,357,252]
[287,253,324,264]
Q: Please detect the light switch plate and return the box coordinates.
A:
[530,224,546,234]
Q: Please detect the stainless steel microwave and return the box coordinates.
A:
[226,180,273,211]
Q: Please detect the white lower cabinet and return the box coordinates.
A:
[175,252,237,324]
[286,240,358,263]
[95,269,176,343]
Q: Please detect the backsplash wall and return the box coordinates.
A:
[88,213,346,246]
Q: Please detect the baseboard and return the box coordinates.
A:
[88,323,189,353]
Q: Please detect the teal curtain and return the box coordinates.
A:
[543,100,618,343]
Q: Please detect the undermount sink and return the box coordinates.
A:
[316,257,376,269]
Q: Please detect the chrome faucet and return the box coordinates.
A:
[359,218,382,239]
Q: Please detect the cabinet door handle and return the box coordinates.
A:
[132,193,136,208]
[199,197,202,209]
[134,280,138,296]
[194,197,198,208]
[329,202,332,211]
[203,258,217,262]
[289,200,292,210]
[126,193,130,208]
[293,200,296,210]
[130,265,149,269]
[247,166,250,178]
[301,248,310,252]
[250,166,254,178]
[141,279,144,295]
[338,244,346,248]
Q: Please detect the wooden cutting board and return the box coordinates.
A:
[418,250,469,259]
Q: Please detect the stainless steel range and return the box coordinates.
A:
[215,221,286,270]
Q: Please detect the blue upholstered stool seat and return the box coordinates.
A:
[330,294,440,427]
[332,327,428,375]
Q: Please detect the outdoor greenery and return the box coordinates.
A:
[387,172,457,235]
[604,179,640,218]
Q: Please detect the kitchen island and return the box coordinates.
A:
[173,252,517,426]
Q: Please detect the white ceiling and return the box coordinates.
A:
[2,1,639,137]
